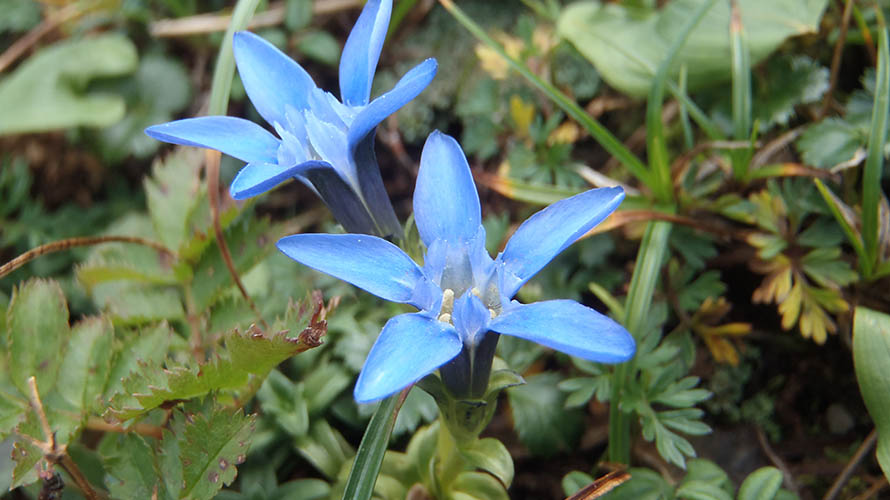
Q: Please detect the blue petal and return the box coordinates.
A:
[276,234,425,305]
[230,160,324,200]
[498,187,624,297]
[453,293,491,346]
[233,31,316,127]
[347,58,438,149]
[354,313,461,403]
[339,0,392,106]
[489,300,635,363]
[304,113,356,187]
[414,131,482,246]
[145,116,279,164]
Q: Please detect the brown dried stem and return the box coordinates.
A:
[0,3,80,73]
[0,236,174,280]
[823,428,879,500]
[149,0,363,38]
[820,0,855,118]
[23,377,101,500]
[204,150,268,331]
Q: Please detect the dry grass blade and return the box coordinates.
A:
[564,470,631,500]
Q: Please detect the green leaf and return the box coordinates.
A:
[179,405,256,500]
[459,437,514,488]
[56,316,114,414]
[104,434,171,500]
[10,439,41,489]
[754,55,828,130]
[189,217,279,310]
[0,35,137,134]
[6,279,69,396]
[602,468,672,500]
[341,393,401,499]
[674,480,732,500]
[557,0,828,97]
[795,118,864,168]
[256,370,309,438]
[0,391,26,439]
[297,31,342,67]
[285,0,313,30]
[450,470,510,500]
[507,373,583,457]
[853,307,890,482]
[0,0,40,34]
[737,467,783,500]
[108,321,321,420]
[561,470,595,497]
[296,420,352,481]
[144,149,205,252]
[95,53,192,162]
[103,321,174,400]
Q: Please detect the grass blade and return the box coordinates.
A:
[646,0,718,203]
[341,391,404,500]
[437,0,651,188]
[862,28,890,275]
[729,0,753,181]
[208,0,261,115]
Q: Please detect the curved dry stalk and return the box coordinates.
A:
[204,150,268,330]
[823,428,879,500]
[0,236,174,280]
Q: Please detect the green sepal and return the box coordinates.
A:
[457,437,514,489]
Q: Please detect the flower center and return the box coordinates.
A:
[437,288,455,324]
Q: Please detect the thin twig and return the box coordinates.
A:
[149,0,363,38]
[204,150,268,330]
[85,417,164,440]
[0,4,80,73]
[756,427,799,497]
[820,0,855,118]
[749,126,806,170]
[25,378,101,500]
[0,236,174,280]
[823,429,879,500]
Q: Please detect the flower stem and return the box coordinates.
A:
[435,419,466,494]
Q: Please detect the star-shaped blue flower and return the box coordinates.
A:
[277,131,635,403]
[145,0,436,237]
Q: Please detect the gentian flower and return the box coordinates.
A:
[145,0,436,238]
[277,131,635,403]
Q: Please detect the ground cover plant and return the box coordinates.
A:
[1,0,889,499]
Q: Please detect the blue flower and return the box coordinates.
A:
[277,131,635,403]
[145,0,436,237]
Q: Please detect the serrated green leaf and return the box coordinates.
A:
[190,217,279,310]
[737,467,783,500]
[104,434,171,500]
[6,279,69,396]
[796,118,864,168]
[144,149,204,251]
[754,55,828,130]
[450,470,510,500]
[507,373,583,457]
[56,316,113,414]
[108,321,321,420]
[99,285,185,326]
[0,35,137,134]
[104,322,174,400]
[160,427,184,500]
[853,307,890,482]
[10,438,41,489]
[179,406,255,500]
[459,437,514,488]
[0,391,26,439]
[557,0,827,97]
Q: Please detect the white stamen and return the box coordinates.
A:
[438,313,452,323]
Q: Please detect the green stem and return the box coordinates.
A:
[208,0,261,115]
[342,390,406,500]
[435,420,467,494]
[862,28,889,276]
[608,220,673,464]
